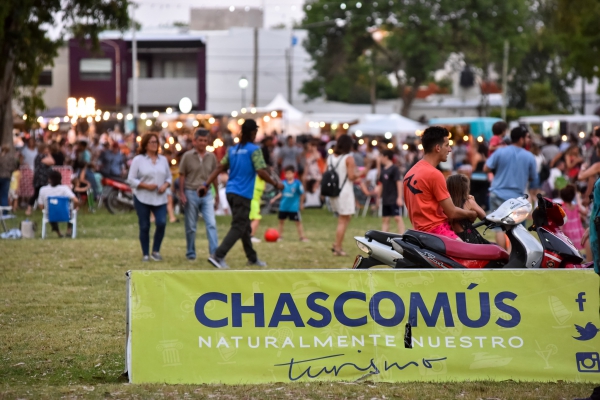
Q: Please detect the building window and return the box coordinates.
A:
[39,70,52,86]
[80,58,112,80]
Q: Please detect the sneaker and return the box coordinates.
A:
[247,259,267,267]
[208,254,229,269]
[187,255,196,261]
[251,236,261,243]
[142,255,149,262]
[151,252,163,261]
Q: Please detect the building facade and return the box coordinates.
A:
[68,29,206,112]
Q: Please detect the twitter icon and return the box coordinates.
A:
[573,323,600,341]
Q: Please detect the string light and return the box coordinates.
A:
[237,118,245,125]
[175,143,182,151]
[402,144,409,150]
[371,140,378,146]
[387,143,393,149]
[140,113,147,120]
[176,121,183,129]
[561,135,567,141]
[319,122,325,128]
[234,137,240,143]
[169,137,175,144]
[271,111,278,118]
[250,108,256,114]
[153,111,159,118]
[231,111,238,117]
[579,131,585,138]
[87,116,93,123]
[161,121,168,128]
[136,136,142,142]
[241,108,247,114]
[477,136,484,143]
[384,132,392,139]
[164,143,170,149]
[358,139,364,145]
[343,123,349,129]
[117,113,123,120]
[145,120,152,126]
[166,107,173,114]
[418,144,423,150]
[207,146,215,152]
[127,114,133,120]
[208,117,215,124]
[263,116,271,122]
[192,120,200,127]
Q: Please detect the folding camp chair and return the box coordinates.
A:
[41,196,77,238]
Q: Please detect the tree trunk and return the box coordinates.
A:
[0,50,15,148]
[400,81,420,117]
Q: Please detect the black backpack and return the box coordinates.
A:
[321,155,348,197]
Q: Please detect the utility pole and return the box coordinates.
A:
[252,28,258,107]
[131,3,138,137]
[286,48,292,104]
[501,40,509,121]
[581,78,586,114]
[366,50,376,114]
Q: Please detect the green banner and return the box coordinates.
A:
[126,270,600,384]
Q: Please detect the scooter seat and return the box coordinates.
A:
[365,230,403,245]
[403,229,509,261]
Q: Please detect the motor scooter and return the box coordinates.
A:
[353,194,590,269]
[101,177,134,214]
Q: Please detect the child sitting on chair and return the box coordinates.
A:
[38,170,79,237]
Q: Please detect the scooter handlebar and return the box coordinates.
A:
[472,220,487,229]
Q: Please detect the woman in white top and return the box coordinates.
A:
[327,135,362,256]
[127,133,172,261]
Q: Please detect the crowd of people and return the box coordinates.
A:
[1,117,599,273]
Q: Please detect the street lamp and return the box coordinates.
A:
[238,76,249,108]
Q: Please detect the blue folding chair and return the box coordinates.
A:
[41,196,77,238]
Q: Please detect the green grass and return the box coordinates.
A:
[0,208,597,399]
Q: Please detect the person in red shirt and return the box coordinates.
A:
[488,121,507,156]
[404,126,476,240]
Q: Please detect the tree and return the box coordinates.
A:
[376,0,454,116]
[301,0,456,116]
[551,0,600,112]
[0,0,130,146]
[526,81,559,113]
[447,0,534,115]
[300,0,382,104]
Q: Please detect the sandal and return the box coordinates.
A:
[331,246,347,256]
[300,237,310,242]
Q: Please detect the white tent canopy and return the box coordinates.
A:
[349,114,426,141]
[259,94,305,135]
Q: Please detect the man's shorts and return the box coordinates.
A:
[250,199,261,220]
[382,204,402,217]
[430,221,460,240]
[278,211,300,221]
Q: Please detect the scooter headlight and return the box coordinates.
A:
[355,241,372,255]
[503,205,530,225]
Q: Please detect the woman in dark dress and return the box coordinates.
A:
[26,143,55,215]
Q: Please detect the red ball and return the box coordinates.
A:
[264,228,280,242]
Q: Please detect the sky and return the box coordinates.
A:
[133,0,306,29]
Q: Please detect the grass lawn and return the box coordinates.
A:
[0,207,597,399]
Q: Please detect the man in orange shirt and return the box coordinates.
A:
[404,126,476,240]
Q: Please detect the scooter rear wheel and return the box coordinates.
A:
[106,189,133,214]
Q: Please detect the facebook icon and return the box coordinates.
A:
[576,292,586,311]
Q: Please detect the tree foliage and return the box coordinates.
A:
[0,0,130,146]
[300,0,534,116]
